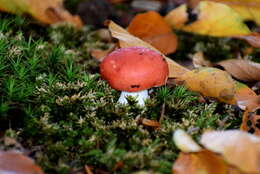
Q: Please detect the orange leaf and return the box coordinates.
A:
[0,151,44,174]
[217,59,260,82]
[173,150,229,174]
[128,11,177,55]
[140,118,161,128]
[0,0,83,27]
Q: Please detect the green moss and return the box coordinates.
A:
[0,15,242,174]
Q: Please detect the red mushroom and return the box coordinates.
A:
[100,46,169,106]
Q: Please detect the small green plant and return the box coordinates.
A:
[0,14,243,174]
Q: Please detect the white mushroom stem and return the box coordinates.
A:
[118,90,149,106]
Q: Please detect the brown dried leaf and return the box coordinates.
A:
[173,150,229,174]
[200,130,260,173]
[140,118,161,128]
[217,59,260,82]
[236,32,260,48]
[128,11,177,55]
[0,151,44,174]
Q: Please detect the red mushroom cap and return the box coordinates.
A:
[100,46,169,92]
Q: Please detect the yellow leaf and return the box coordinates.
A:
[178,67,237,104]
[207,0,260,25]
[165,1,251,36]
[0,0,82,27]
[107,20,189,78]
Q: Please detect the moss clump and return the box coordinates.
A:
[0,15,242,174]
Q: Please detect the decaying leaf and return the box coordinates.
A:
[107,20,189,78]
[177,67,237,104]
[0,151,44,174]
[238,95,260,135]
[173,150,230,174]
[128,11,177,55]
[216,59,260,82]
[206,0,260,25]
[0,0,83,27]
[165,1,251,36]
[200,130,260,173]
[240,109,260,136]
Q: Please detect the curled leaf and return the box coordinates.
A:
[0,151,44,174]
[217,59,260,82]
[128,11,177,55]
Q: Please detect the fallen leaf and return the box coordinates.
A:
[0,0,82,27]
[173,129,202,152]
[206,0,260,25]
[128,11,178,55]
[107,20,189,78]
[216,59,260,82]
[250,114,260,136]
[165,1,251,36]
[0,151,44,174]
[139,118,161,128]
[90,44,116,62]
[173,150,230,174]
[240,109,260,136]
[234,81,257,106]
[236,32,260,48]
[177,67,237,104]
[200,130,260,173]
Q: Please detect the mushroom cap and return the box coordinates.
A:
[100,46,169,92]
